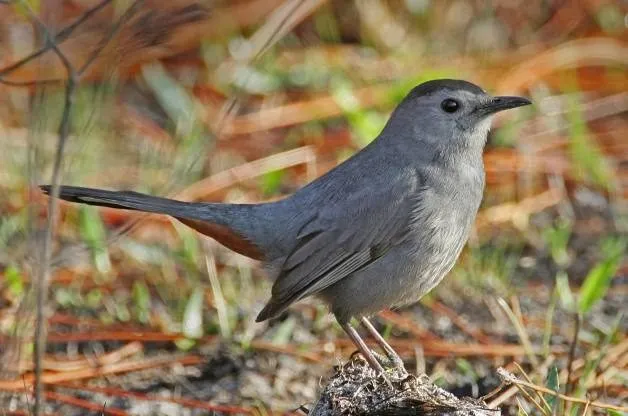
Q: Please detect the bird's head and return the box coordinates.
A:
[385,79,531,156]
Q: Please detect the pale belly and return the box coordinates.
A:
[321,204,476,322]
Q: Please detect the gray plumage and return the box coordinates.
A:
[42,79,530,366]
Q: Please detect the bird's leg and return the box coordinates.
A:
[340,321,392,386]
[360,316,405,369]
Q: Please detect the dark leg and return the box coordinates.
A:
[340,321,388,376]
[360,316,405,368]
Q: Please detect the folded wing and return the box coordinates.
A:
[256,171,420,321]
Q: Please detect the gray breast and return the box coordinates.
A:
[399,166,483,302]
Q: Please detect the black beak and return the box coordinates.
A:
[476,96,531,117]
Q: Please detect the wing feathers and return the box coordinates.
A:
[257,170,419,321]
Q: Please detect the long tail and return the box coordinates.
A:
[40,185,265,260]
[40,185,203,218]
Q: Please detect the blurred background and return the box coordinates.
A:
[0,0,626,414]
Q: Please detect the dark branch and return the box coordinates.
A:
[0,0,112,80]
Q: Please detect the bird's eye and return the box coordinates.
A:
[441,99,460,113]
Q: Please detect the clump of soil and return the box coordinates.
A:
[310,354,500,416]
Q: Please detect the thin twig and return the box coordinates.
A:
[52,381,255,414]
[32,64,76,416]
[513,383,547,415]
[497,297,540,367]
[205,250,231,339]
[3,7,142,408]
[514,362,552,414]
[0,355,205,391]
[16,4,78,414]
[480,380,507,403]
[0,0,141,87]
[581,399,591,415]
[516,397,531,416]
[0,0,113,82]
[565,313,581,396]
[487,353,555,409]
[22,376,33,414]
[497,368,628,412]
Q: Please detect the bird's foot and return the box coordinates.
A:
[372,350,407,376]
[375,347,406,370]
[359,316,406,371]
[350,349,406,388]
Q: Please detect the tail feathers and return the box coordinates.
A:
[40,185,266,260]
[40,185,201,220]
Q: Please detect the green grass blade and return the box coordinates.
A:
[578,237,626,314]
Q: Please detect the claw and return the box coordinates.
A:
[361,316,405,370]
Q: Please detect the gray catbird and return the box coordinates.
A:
[41,79,530,375]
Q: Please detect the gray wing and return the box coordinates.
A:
[256,171,419,321]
